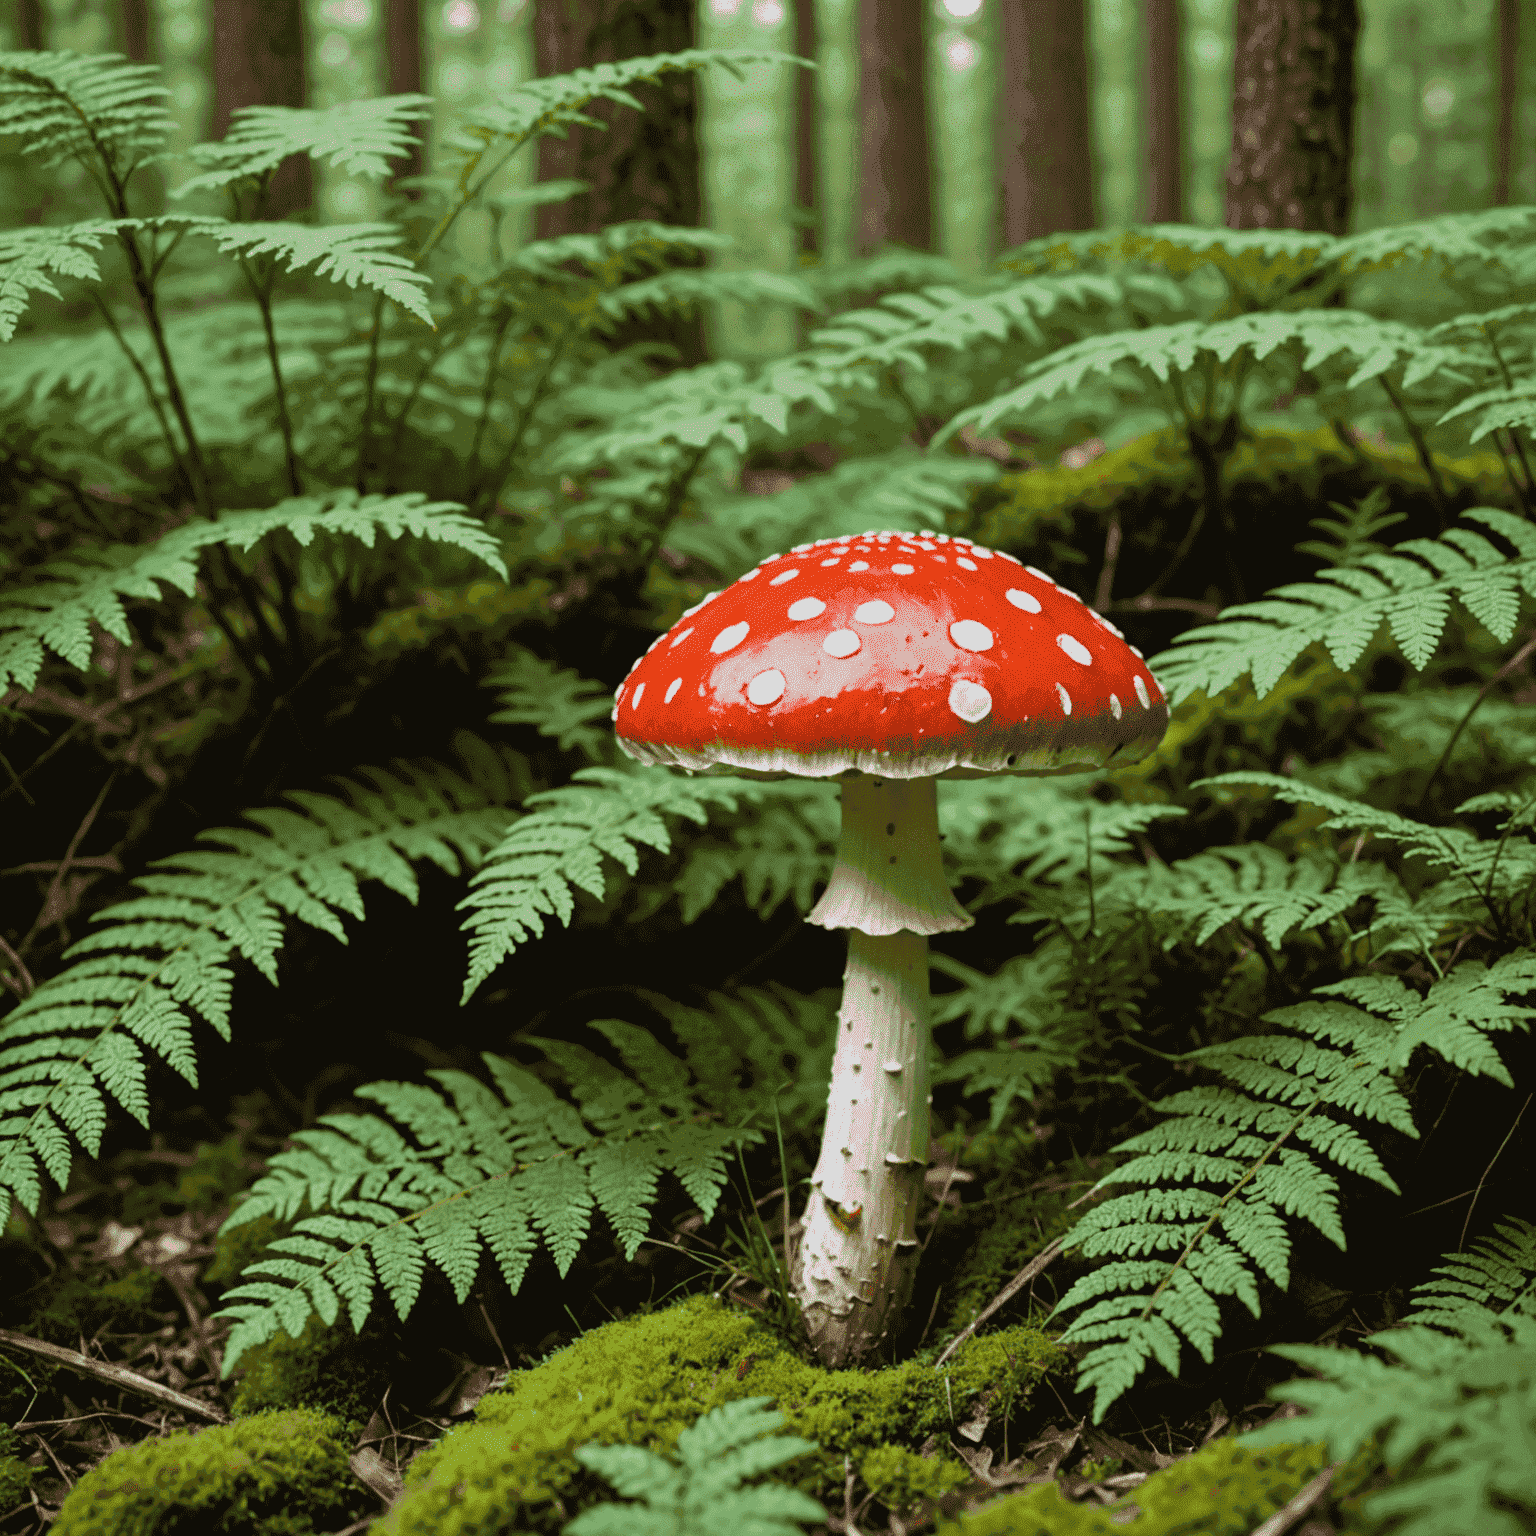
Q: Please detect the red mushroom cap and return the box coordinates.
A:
[614,530,1169,780]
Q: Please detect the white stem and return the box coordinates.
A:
[796,928,931,1365]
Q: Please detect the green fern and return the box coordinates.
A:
[171,219,435,325]
[1244,1217,1536,1536]
[174,95,433,198]
[484,647,614,761]
[0,220,128,342]
[1049,953,1536,1421]
[1151,507,1536,705]
[0,50,171,174]
[1293,486,1406,567]
[0,490,506,694]
[211,1017,759,1376]
[457,765,755,1002]
[564,1398,825,1536]
[0,735,524,1235]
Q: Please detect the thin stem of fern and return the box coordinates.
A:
[471,318,579,516]
[1417,630,1536,812]
[381,331,472,484]
[354,292,389,493]
[1483,330,1536,509]
[1377,372,1450,525]
[242,254,303,499]
[466,309,514,485]
[1474,780,1536,942]
[772,1095,794,1291]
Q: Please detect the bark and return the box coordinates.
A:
[857,0,932,254]
[1224,0,1360,235]
[795,776,970,1367]
[532,0,706,366]
[120,0,152,62]
[1143,0,1183,222]
[1494,0,1518,206]
[794,0,818,259]
[383,0,425,196]
[211,0,312,218]
[15,0,44,50]
[996,0,1096,247]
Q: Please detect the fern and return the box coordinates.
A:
[1049,954,1536,1421]
[1243,1218,1536,1536]
[0,735,523,1235]
[565,1398,825,1536]
[457,765,756,1002]
[174,95,433,198]
[1151,507,1536,705]
[211,1017,759,1376]
[0,220,128,342]
[484,647,614,761]
[0,50,171,174]
[0,490,506,694]
[170,219,435,325]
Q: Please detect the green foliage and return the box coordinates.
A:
[0,735,522,1233]
[565,1397,826,1536]
[0,50,171,175]
[484,645,615,760]
[1407,1216,1536,1329]
[211,1014,763,1374]
[0,219,126,340]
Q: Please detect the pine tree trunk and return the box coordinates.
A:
[383,0,425,197]
[857,0,933,255]
[211,0,312,218]
[794,0,819,346]
[1143,0,1183,223]
[1494,0,1518,206]
[532,0,706,367]
[120,0,151,62]
[16,0,44,50]
[1223,0,1359,235]
[996,0,1096,247]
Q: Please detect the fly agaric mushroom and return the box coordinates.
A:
[614,529,1169,1366]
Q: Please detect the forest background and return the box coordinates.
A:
[2,1,1536,1535]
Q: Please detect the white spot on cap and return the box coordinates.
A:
[948,679,992,723]
[1134,675,1151,708]
[892,563,914,574]
[615,684,626,703]
[820,558,840,567]
[1058,634,1093,665]
[665,678,682,703]
[999,551,1022,564]
[1006,587,1042,614]
[949,620,994,652]
[824,629,861,657]
[957,557,978,571]
[769,569,799,586]
[792,542,814,552]
[971,547,994,560]
[849,560,870,571]
[788,597,826,620]
[711,621,749,653]
[632,682,646,707]
[1130,645,1145,659]
[748,669,786,705]
[669,627,694,648]
[1056,683,1072,715]
[855,600,894,624]
[1025,565,1052,582]
[1110,693,1122,719]
[738,568,761,580]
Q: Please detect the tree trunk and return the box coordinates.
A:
[532,0,706,367]
[211,0,312,218]
[120,0,152,62]
[1143,0,1183,223]
[794,0,818,259]
[1494,0,1518,206]
[383,0,425,197]
[996,0,1096,247]
[15,0,44,50]
[857,0,932,254]
[1224,0,1359,235]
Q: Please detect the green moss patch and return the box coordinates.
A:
[229,1309,395,1433]
[51,1407,370,1536]
[377,1293,1062,1536]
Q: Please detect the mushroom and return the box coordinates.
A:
[614,528,1169,1366]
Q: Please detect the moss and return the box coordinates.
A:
[51,1407,370,1536]
[230,1310,393,1434]
[25,1265,166,1347]
[0,1424,35,1516]
[860,1443,970,1512]
[206,1210,293,1292]
[941,1438,1330,1535]
[376,1293,1063,1536]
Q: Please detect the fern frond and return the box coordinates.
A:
[457,766,753,1002]
[567,1398,825,1536]
[171,219,434,325]
[0,221,130,342]
[1409,1217,1536,1329]
[0,736,523,1235]
[596,266,822,331]
[0,490,505,695]
[501,220,733,283]
[210,1019,757,1376]
[484,648,613,760]
[174,95,433,197]
[0,50,171,173]
[1331,206,1536,276]
[1152,507,1536,704]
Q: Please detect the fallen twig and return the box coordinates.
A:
[934,1237,1065,1367]
[1246,1462,1340,1536]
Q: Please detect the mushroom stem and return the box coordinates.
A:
[796,927,931,1365]
[794,775,973,1366]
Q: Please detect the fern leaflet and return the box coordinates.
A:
[0,221,128,342]
[566,1398,825,1536]
[0,50,171,173]
[0,736,523,1235]
[1408,1217,1536,1330]
[483,648,614,761]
